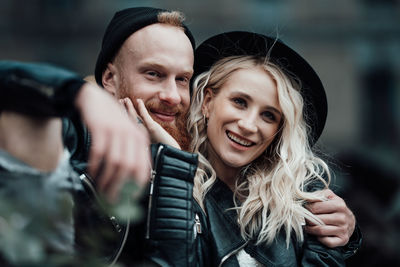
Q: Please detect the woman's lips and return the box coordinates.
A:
[226,130,255,148]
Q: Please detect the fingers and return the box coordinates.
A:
[131,140,152,188]
[103,174,125,203]
[308,212,348,226]
[305,224,347,237]
[305,222,350,247]
[79,86,151,202]
[136,98,155,129]
[87,126,108,179]
[136,99,180,149]
[123,132,150,188]
[305,189,356,248]
[323,189,336,200]
[100,131,150,203]
[317,236,347,248]
[306,192,346,215]
[96,131,122,194]
[121,97,139,119]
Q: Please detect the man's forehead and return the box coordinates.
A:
[127,23,188,48]
[120,23,194,69]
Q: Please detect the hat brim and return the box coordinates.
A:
[193,31,327,146]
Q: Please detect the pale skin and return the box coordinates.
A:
[0,112,64,172]
[306,189,356,248]
[75,83,150,201]
[120,98,180,150]
[0,82,151,202]
[201,68,282,190]
[101,23,193,130]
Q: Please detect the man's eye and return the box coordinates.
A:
[232,97,246,107]
[177,76,189,83]
[146,71,159,77]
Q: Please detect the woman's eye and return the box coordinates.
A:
[232,97,246,107]
[262,111,276,122]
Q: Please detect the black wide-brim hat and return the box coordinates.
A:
[193,31,327,146]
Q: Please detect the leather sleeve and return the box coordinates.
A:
[305,177,362,259]
[62,117,91,174]
[301,235,346,267]
[339,223,362,259]
[300,174,353,265]
[146,143,199,267]
[0,60,84,117]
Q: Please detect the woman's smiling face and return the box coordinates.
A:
[203,66,282,175]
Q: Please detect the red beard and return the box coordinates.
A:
[141,99,191,151]
[117,76,191,151]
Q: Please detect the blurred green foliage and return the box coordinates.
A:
[0,175,143,266]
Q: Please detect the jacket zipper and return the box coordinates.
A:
[145,144,164,239]
[80,173,123,232]
[218,241,249,267]
[194,213,202,239]
[79,173,129,266]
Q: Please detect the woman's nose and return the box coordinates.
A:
[237,118,257,133]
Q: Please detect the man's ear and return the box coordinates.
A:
[202,87,214,118]
[102,63,119,96]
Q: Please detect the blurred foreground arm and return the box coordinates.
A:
[75,84,150,201]
[0,60,151,201]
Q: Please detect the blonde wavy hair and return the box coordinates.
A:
[188,55,330,246]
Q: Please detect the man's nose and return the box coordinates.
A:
[159,79,181,105]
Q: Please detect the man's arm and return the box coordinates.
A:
[0,112,64,172]
[74,83,150,200]
[305,189,361,258]
[0,60,151,200]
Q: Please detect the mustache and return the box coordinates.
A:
[136,99,190,151]
[144,99,186,116]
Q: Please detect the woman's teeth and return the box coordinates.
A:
[227,131,253,147]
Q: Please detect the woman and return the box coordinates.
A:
[136,31,345,266]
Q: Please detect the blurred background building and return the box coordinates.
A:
[0,0,399,266]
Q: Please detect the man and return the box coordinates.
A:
[0,7,359,265]
[95,7,194,151]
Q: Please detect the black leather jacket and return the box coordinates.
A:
[192,179,346,267]
[0,60,361,266]
[0,60,201,265]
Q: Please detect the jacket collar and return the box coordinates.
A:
[205,178,299,266]
[204,179,246,266]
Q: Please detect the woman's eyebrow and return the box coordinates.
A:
[232,91,282,115]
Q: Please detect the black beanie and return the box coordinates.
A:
[94,7,196,86]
